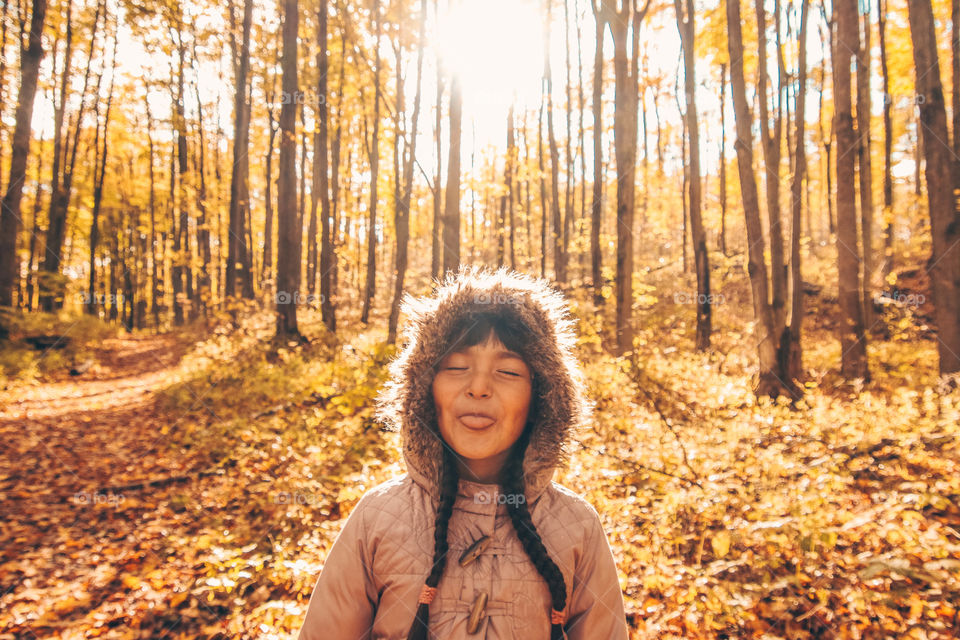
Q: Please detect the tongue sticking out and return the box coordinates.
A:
[459,415,495,429]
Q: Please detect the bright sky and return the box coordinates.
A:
[25,0,912,187]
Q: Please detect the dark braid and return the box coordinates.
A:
[406,446,459,640]
[503,425,568,639]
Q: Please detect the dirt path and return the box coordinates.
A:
[0,331,214,638]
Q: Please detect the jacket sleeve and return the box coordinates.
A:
[564,511,630,639]
[298,493,379,640]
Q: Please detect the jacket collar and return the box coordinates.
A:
[404,447,555,507]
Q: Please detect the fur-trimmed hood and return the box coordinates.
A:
[375,265,593,503]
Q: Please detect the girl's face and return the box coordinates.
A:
[432,333,533,484]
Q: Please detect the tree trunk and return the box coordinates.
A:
[188,39,211,318]
[720,62,728,256]
[276,0,302,339]
[727,0,790,397]
[25,128,46,312]
[145,88,160,328]
[497,106,516,268]
[226,0,253,302]
[591,1,604,305]
[605,0,647,355]
[0,0,47,308]
[43,0,103,311]
[263,45,279,289]
[432,1,442,282]
[545,0,564,283]
[87,24,118,316]
[786,0,810,384]
[316,0,335,332]
[755,0,786,337]
[833,0,870,380]
[387,0,427,344]
[562,0,575,280]
[361,0,381,323]
[907,0,960,375]
[857,6,874,326]
[878,0,894,281]
[675,0,711,349]
[538,83,548,279]
[953,0,960,189]
[442,74,462,274]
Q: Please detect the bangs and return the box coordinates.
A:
[441,311,535,363]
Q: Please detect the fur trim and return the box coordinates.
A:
[375,265,593,502]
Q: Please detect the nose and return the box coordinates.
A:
[465,370,492,398]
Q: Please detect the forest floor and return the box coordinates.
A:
[2,264,960,639]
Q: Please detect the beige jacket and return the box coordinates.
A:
[298,266,630,639]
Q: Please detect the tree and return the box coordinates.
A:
[441,51,462,273]
[276,0,302,339]
[545,0,564,282]
[42,0,103,311]
[674,0,711,349]
[86,16,119,316]
[361,0,381,324]
[590,1,605,306]
[388,0,427,344]
[755,0,786,337]
[833,0,870,380]
[726,0,792,397]
[906,0,960,376]
[856,3,874,326]
[878,0,894,280]
[0,0,48,309]
[316,0,336,333]
[226,0,254,301]
[603,0,651,356]
[786,0,810,381]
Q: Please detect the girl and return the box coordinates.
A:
[298,266,629,639]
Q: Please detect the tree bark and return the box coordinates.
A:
[546,0,564,283]
[87,22,118,316]
[431,0,443,282]
[591,1,604,305]
[605,0,648,355]
[833,0,870,380]
[361,0,381,323]
[387,0,427,344]
[0,0,47,308]
[675,0,711,349]
[226,0,253,302]
[316,0,335,332]
[907,0,960,375]
[727,0,790,397]
[857,5,874,326]
[878,0,894,281]
[720,62,728,256]
[276,0,302,339]
[786,0,810,384]
[755,0,786,336]
[442,73,462,274]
